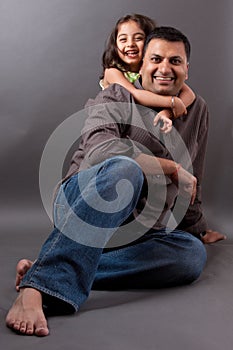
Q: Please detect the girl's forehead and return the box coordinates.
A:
[117,20,144,35]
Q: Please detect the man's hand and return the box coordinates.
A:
[170,165,197,205]
[201,229,227,244]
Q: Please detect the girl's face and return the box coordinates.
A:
[116,20,146,72]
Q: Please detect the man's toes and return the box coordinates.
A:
[25,321,34,335]
[19,321,27,333]
[35,325,49,337]
[6,317,15,329]
[12,319,21,331]
[34,316,49,336]
[7,318,48,336]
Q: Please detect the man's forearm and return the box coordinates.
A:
[135,153,177,176]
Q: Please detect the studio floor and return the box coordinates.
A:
[1,208,233,350]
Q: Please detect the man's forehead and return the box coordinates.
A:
[146,38,186,56]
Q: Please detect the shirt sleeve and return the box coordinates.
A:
[177,98,209,237]
[76,84,142,170]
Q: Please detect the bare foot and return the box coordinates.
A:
[201,229,227,244]
[6,288,49,336]
[15,259,34,291]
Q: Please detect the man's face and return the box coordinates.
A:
[139,38,189,96]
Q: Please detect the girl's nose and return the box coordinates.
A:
[126,38,135,47]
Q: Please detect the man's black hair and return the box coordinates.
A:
[143,26,191,62]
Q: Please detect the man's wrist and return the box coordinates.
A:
[170,163,181,178]
[158,159,179,176]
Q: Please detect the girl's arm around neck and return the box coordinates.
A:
[103,68,179,109]
[179,83,196,107]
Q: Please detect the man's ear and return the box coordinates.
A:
[185,63,189,80]
[139,59,144,76]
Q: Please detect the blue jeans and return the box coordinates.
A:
[20,156,207,312]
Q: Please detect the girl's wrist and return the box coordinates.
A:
[171,96,177,116]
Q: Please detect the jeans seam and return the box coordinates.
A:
[26,231,63,283]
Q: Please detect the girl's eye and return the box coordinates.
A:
[135,36,144,41]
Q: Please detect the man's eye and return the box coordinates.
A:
[151,57,161,63]
[171,58,182,65]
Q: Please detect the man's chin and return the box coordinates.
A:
[146,84,172,96]
[150,89,171,96]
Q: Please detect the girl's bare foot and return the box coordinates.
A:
[15,259,34,291]
[6,288,49,336]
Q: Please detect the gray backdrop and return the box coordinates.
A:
[1,0,232,239]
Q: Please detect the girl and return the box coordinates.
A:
[100,13,195,127]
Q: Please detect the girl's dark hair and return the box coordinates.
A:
[100,14,156,77]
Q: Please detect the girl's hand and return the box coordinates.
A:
[172,97,187,118]
[154,110,173,134]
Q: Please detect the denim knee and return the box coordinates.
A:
[54,156,145,248]
[180,235,207,284]
[99,156,144,198]
[103,156,144,185]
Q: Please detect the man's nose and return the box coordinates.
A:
[158,60,171,74]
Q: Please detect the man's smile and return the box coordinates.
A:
[153,76,175,81]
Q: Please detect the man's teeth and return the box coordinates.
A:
[155,77,173,81]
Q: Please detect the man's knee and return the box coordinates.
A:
[156,233,207,286]
[79,156,145,216]
[100,156,144,191]
[180,235,207,284]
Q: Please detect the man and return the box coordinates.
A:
[6,26,225,337]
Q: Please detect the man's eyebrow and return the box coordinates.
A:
[150,54,163,58]
[171,55,182,59]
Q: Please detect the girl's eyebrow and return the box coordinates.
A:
[117,32,145,38]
